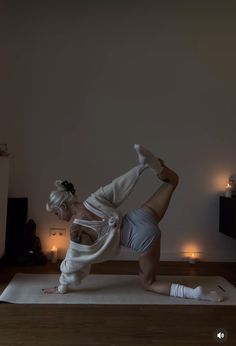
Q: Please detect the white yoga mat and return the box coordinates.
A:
[0,274,235,305]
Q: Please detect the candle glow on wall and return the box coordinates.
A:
[211,173,231,193]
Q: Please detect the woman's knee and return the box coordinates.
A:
[139,270,155,290]
[138,248,160,289]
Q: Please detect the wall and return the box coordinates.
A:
[1,0,236,261]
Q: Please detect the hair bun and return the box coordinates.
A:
[54,180,65,191]
[54,180,76,195]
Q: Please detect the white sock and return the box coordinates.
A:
[170,283,224,302]
[134,144,163,175]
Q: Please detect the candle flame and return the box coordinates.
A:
[52,245,57,251]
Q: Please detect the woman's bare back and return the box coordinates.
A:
[70,204,103,245]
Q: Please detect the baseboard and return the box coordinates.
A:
[112,247,236,262]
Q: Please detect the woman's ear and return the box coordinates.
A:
[60,203,67,210]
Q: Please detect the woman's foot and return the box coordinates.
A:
[134,144,164,175]
[159,165,179,187]
[134,144,179,187]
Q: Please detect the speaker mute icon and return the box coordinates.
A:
[214,328,228,343]
[217,332,224,339]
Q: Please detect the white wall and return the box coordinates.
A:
[1,0,236,261]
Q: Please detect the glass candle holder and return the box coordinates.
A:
[225,183,232,198]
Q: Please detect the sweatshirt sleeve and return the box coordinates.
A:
[57,247,91,294]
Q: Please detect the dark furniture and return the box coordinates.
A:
[219,196,236,239]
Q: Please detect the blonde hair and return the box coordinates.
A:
[46,180,77,212]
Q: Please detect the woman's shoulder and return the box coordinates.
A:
[74,203,102,221]
[73,204,87,220]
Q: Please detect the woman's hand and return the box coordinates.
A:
[42,286,60,294]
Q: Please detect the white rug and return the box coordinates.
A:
[0,274,236,305]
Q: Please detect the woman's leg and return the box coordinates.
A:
[138,160,178,293]
[133,144,179,222]
[139,236,172,295]
[97,163,147,208]
[92,144,168,209]
[139,238,223,302]
[92,144,150,208]
[142,165,179,222]
[138,163,223,301]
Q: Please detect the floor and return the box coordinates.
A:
[0,260,236,346]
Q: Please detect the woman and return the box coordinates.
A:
[43,144,223,302]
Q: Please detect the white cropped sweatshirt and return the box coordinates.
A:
[58,163,147,293]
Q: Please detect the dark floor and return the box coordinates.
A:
[0,260,236,346]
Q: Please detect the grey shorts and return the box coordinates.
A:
[120,207,161,253]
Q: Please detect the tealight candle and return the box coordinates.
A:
[225,183,232,198]
[51,245,58,263]
[189,252,197,264]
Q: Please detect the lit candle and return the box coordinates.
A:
[51,245,58,263]
[189,252,197,264]
[225,183,232,198]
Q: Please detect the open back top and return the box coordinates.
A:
[72,201,118,241]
